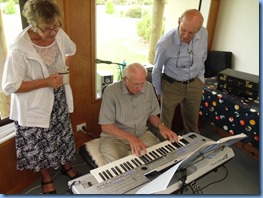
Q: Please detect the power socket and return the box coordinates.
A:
[76,123,87,132]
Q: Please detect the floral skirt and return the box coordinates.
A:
[15,87,76,172]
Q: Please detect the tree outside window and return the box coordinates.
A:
[95,0,155,98]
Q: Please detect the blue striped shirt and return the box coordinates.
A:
[152,27,208,95]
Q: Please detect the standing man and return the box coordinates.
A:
[152,9,207,134]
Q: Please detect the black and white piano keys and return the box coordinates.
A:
[90,134,198,183]
[68,133,236,194]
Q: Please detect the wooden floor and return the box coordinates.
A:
[21,121,260,195]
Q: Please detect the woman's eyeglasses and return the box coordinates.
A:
[37,20,62,35]
[176,43,193,68]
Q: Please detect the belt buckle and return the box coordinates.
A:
[184,79,193,84]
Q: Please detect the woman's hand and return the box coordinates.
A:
[16,74,63,93]
[47,74,63,89]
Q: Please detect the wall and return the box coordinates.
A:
[164,0,259,76]
[164,0,214,33]
[212,0,259,75]
[164,0,200,34]
[0,138,40,194]
[64,0,102,147]
[164,0,221,51]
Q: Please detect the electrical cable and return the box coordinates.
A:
[24,184,42,194]
[181,165,228,194]
[200,165,229,191]
[79,126,96,139]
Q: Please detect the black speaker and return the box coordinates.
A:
[144,63,154,82]
[204,51,232,78]
[96,70,113,98]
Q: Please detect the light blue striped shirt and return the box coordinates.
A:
[99,81,160,137]
[152,27,208,95]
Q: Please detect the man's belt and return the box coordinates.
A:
[162,73,195,84]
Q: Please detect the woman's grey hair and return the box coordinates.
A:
[22,0,62,27]
[122,63,147,79]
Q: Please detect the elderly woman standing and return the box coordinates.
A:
[2,0,80,194]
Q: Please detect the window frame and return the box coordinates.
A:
[93,1,155,101]
[0,117,13,127]
[0,0,26,139]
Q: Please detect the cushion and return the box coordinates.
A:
[79,138,106,169]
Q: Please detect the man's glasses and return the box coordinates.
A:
[37,20,62,35]
[176,43,193,68]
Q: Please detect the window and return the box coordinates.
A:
[95,0,154,99]
[0,0,23,141]
[0,122,15,144]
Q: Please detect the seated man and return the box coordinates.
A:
[99,62,179,164]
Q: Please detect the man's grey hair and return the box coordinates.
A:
[122,63,147,79]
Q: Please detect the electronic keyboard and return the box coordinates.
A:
[68,132,235,194]
[89,133,205,183]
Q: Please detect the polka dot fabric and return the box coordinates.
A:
[200,77,259,149]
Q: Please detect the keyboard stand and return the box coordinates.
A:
[179,168,187,194]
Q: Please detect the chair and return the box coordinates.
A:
[204,51,233,78]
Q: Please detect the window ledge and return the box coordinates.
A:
[0,122,15,144]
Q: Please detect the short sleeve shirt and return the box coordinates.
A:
[99,81,160,137]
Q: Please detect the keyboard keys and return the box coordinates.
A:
[123,162,131,170]
[115,166,123,174]
[149,152,157,159]
[172,142,182,148]
[98,172,106,181]
[180,138,189,145]
[127,161,134,169]
[131,159,139,167]
[106,170,113,178]
[90,134,202,183]
[111,167,119,176]
[102,171,110,180]
[95,141,178,182]
[134,158,143,166]
[120,164,128,172]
